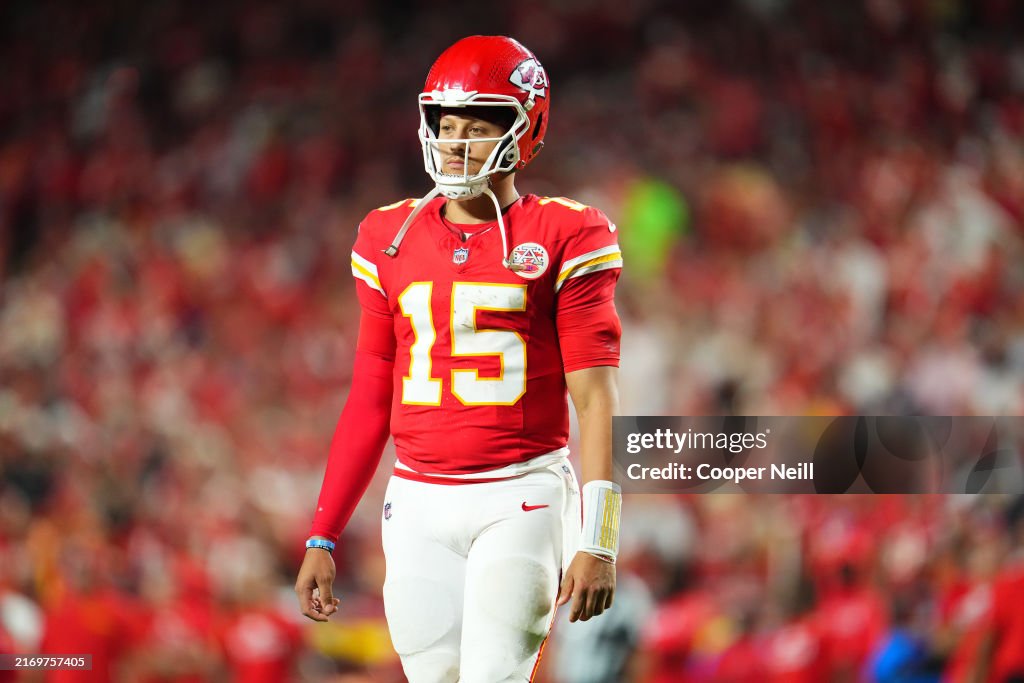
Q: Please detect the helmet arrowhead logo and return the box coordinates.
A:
[509,58,548,98]
[518,63,536,84]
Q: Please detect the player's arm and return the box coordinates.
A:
[558,366,619,622]
[553,259,623,622]
[566,366,618,483]
[295,251,396,622]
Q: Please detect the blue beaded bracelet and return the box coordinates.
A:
[305,538,336,553]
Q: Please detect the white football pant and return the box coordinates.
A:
[381,456,581,683]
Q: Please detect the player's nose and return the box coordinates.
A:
[444,142,469,162]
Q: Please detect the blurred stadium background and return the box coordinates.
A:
[1,0,1024,681]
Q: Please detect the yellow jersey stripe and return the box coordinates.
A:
[351,259,385,295]
[558,245,621,277]
[557,252,622,284]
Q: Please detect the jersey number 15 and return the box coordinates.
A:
[398,282,526,407]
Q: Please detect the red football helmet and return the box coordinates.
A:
[418,36,550,200]
[385,37,550,265]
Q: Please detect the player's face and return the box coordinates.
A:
[437,113,506,176]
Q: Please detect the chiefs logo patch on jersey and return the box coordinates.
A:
[509,58,548,99]
[509,242,549,279]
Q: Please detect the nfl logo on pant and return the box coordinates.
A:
[384,502,392,520]
[453,247,469,265]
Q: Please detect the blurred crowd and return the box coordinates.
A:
[1,0,1023,681]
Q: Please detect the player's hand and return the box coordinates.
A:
[556,551,616,622]
[295,546,340,622]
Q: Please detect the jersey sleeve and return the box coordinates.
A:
[554,206,623,293]
[350,219,390,319]
[307,216,396,542]
[351,220,395,357]
[555,206,623,372]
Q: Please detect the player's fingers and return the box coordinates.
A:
[593,590,607,618]
[304,608,329,622]
[296,585,329,622]
[581,589,603,621]
[317,577,337,616]
[604,589,614,611]
[569,587,586,623]
[294,581,313,610]
[556,574,575,607]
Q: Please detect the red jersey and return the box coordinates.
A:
[39,590,140,683]
[715,636,764,683]
[939,580,992,683]
[0,624,14,683]
[350,194,622,474]
[136,597,215,683]
[987,565,1024,680]
[817,586,885,673]
[762,616,830,683]
[217,607,303,683]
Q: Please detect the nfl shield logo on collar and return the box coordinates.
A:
[453,247,469,265]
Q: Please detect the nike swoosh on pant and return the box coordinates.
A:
[521,502,550,512]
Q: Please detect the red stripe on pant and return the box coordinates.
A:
[529,580,563,682]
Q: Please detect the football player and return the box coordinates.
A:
[294,35,623,682]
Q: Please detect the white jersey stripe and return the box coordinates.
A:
[557,245,621,279]
[554,258,624,292]
[351,250,385,296]
[555,245,623,292]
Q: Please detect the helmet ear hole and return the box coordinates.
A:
[495,133,517,166]
[532,112,544,142]
[424,105,442,135]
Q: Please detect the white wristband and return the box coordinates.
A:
[580,480,621,561]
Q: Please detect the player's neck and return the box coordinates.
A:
[443,176,519,224]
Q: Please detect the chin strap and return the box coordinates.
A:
[482,186,522,272]
[384,182,521,272]
[383,186,441,258]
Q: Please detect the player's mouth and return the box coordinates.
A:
[445,159,473,174]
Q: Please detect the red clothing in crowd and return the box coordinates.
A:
[762,615,830,683]
[642,591,721,683]
[817,585,886,675]
[216,606,303,683]
[715,635,763,683]
[987,565,1024,681]
[136,598,216,683]
[0,625,15,683]
[939,579,992,683]
[38,590,141,683]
